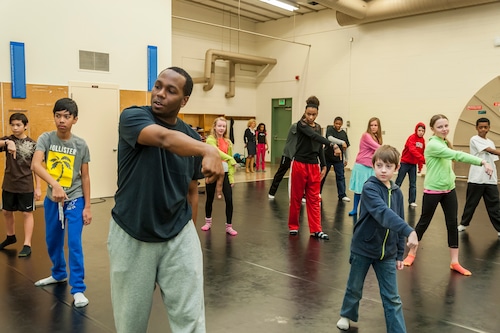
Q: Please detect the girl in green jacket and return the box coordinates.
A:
[403,114,492,275]
[201,117,238,236]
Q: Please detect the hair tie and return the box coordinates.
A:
[306,103,318,109]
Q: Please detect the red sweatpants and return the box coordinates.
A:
[288,160,322,233]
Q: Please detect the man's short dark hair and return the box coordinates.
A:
[53,98,78,117]
[166,67,193,97]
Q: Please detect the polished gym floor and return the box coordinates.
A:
[1,165,499,333]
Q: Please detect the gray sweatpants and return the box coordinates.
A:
[108,219,205,333]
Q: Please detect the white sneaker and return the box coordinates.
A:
[268,194,275,199]
[337,317,350,330]
[73,292,89,308]
[410,202,418,207]
[34,276,68,286]
[342,197,351,202]
[457,225,467,232]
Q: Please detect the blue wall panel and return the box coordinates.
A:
[10,41,26,99]
[147,45,158,92]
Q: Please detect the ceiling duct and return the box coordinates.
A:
[193,49,277,98]
[304,0,367,19]
[335,0,498,26]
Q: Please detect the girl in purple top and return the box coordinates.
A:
[348,117,383,216]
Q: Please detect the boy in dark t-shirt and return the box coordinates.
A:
[0,113,41,257]
[321,116,350,201]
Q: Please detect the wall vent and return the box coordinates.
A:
[79,50,109,72]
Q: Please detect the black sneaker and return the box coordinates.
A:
[18,245,31,257]
[311,231,329,240]
[0,235,17,250]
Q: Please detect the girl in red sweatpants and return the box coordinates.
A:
[288,96,340,240]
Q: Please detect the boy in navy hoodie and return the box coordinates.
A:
[337,145,418,332]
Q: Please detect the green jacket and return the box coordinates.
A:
[424,136,482,191]
[206,135,237,184]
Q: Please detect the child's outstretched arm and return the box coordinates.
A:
[432,142,491,176]
[484,146,500,156]
[481,160,493,177]
[407,231,418,249]
[327,135,345,146]
[400,231,418,269]
[327,136,344,157]
[4,139,17,159]
[344,147,349,163]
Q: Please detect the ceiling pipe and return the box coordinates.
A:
[193,49,277,98]
[335,0,498,26]
[304,0,367,19]
[226,61,236,98]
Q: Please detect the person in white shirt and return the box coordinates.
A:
[458,117,500,236]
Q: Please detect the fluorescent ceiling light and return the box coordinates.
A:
[260,0,299,12]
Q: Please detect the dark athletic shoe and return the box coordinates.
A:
[311,231,329,240]
[18,245,31,257]
[0,235,17,250]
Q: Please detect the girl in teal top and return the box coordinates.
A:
[403,114,493,275]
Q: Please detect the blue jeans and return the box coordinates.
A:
[320,161,347,199]
[395,163,416,204]
[340,253,406,333]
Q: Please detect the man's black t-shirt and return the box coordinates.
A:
[112,106,203,242]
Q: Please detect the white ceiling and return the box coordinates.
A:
[176,0,330,23]
[175,0,498,26]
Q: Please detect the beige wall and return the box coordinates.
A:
[2,1,499,169]
[172,2,500,168]
[172,1,261,120]
[1,0,172,90]
[256,3,500,169]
